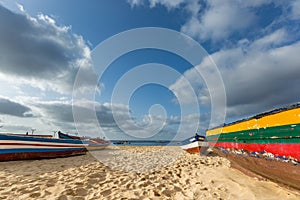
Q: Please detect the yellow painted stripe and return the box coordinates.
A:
[207,107,300,136]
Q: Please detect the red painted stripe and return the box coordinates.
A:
[185,146,200,154]
[0,150,86,161]
[209,142,300,160]
[9,134,53,137]
[184,146,209,155]
[0,142,85,148]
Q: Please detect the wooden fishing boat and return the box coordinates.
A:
[181,134,209,155]
[58,131,110,151]
[0,133,87,161]
[206,103,300,190]
[85,138,110,151]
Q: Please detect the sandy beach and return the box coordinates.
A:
[0,146,299,200]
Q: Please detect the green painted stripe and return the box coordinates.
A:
[206,123,300,144]
[207,136,300,144]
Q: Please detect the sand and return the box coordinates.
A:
[0,146,299,200]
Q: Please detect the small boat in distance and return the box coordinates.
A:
[206,103,300,190]
[113,141,131,145]
[181,133,209,155]
[0,132,87,161]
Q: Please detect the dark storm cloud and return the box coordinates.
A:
[0,97,33,117]
[0,5,96,93]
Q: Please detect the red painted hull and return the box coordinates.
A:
[185,146,200,154]
[0,142,87,148]
[213,148,300,190]
[182,144,209,155]
[210,142,300,160]
[0,149,86,162]
[206,104,300,190]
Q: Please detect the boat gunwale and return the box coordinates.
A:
[207,103,300,132]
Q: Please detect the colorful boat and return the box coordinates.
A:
[181,134,209,155]
[206,103,300,190]
[0,133,87,161]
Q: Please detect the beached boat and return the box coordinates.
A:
[85,138,110,151]
[206,103,300,190]
[58,131,110,151]
[181,134,209,155]
[0,133,87,161]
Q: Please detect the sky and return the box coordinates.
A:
[0,0,300,140]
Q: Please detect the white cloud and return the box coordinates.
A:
[252,28,290,49]
[181,0,257,41]
[3,98,198,140]
[127,1,280,43]
[0,5,97,94]
[16,3,25,12]
[291,0,300,20]
[127,0,185,9]
[127,0,144,7]
[170,30,300,121]
[148,0,185,9]
[239,0,272,8]
[29,99,165,139]
[184,0,201,16]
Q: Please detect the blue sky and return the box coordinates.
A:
[0,0,300,140]
[2,0,187,46]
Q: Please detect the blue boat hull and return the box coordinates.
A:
[0,134,87,161]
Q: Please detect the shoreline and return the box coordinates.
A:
[0,146,299,199]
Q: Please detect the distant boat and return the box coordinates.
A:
[181,134,209,155]
[58,131,110,151]
[0,133,87,161]
[206,103,300,190]
[113,141,131,145]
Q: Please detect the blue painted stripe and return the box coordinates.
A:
[0,134,83,144]
[0,148,85,154]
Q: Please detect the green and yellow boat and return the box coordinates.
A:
[206,103,300,190]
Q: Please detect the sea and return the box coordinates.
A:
[110,140,182,146]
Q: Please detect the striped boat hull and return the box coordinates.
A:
[0,134,87,161]
[209,142,300,160]
[181,140,209,155]
[206,104,300,190]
